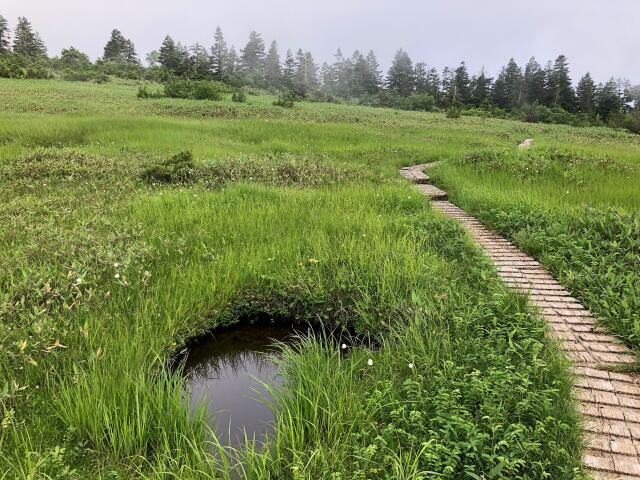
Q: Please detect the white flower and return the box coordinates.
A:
[76,277,82,284]
[408,363,414,369]
[367,358,373,366]
[113,262,120,268]
[114,273,120,279]
[341,343,347,350]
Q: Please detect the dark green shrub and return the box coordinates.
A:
[164,80,223,101]
[143,151,195,183]
[24,64,52,79]
[621,111,640,134]
[273,93,296,108]
[446,106,461,119]
[231,91,247,103]
[137,85,164,99]
[402,93,436,112]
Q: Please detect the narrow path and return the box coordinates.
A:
[402,163,640,479]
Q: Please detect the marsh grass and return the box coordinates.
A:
[1,79,628,478]
[431,148,640,350]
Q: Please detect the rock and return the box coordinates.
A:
[518,138,534,149]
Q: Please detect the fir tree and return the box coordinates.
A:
[596,78,623,120]
[503,58,523,108]
[303,51,319,89]
[158,36,181,72]
[282,49,295,89]
[103,29,137,64]
[13,17,47,58]
[548,55,575,111]
[523,57,546,105]
[426,68,440,102]
[211,27,228,79]
[225,45,238,74]
[190,43,211,79]
[576,73,597,114]
[452,62,471,105]
[414,62,428,94]
[320,62,335,94]
[365,50,381,92]
[264,40,282,88]
[387,49,414,97]
[351,50,370,97]
[0,14,10,54]
[491,67,510,109]
[240,30,265,80]
[470,69,493,107]
[440,67,453,106]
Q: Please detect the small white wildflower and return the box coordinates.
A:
[76,277,82,284]
[367,358,373,366]
[113,262,120,268]
[341,343,347,350]
[408,363,414,369]
[114,273,120,279]
[193,194,197,197]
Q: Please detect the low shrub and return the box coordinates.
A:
[273,92,296,108]
[231,91,247,103]
[163,80,224,101]
[142,151,195,183]
[137,85,165,99]
[446,106,462,119]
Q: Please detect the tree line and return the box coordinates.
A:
[1,14,639,132]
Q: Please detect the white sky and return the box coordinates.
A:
[2,0,639,84]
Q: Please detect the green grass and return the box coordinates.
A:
[430,148,640,354]
[5,78,638,478]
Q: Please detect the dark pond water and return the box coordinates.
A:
[182,322,296,447]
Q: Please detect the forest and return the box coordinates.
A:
[1,13,639,132]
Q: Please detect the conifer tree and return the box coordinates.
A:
[365,50,381,92]
[0,14,10,54]
[548,55,575,111]
[264,40,282,88]
[225,46,238,74]
[13,17,47,58]
[320,62,335,94]
[211,27,228,79]
[576,72,597,115]
[282,49,295,89]
[503,58,523,108]
[491,67,510,109]
[190,43,211,79]
[452,62,471,105]
[351,50,370,97]
[304,51,319,89]
[103,29,137,64]
[426,68,440,102]
[440,67,453,105]
[240,31,265,80]
[414,62,428,94]
[523,57,546,105]
[387,49,414,97]
[158,36,180,72]
[470,69,493,106]
[596,78,623,120]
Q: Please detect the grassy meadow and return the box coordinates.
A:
[2,77,638,479]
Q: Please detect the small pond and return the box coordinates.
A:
[182,322,297,447]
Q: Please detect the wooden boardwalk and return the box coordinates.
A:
[403,163,640,479]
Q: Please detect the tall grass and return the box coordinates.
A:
[431,148,640,350]
[0,79,610,478]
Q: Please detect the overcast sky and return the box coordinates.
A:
[3,0,639,84]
